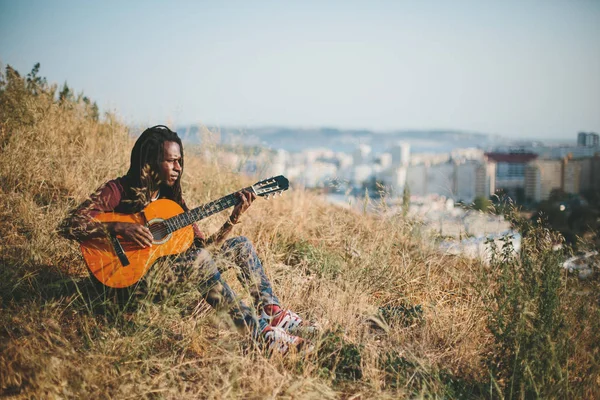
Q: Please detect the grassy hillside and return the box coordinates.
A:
[1,65,599,399]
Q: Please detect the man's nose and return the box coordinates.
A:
[174,161,182,171]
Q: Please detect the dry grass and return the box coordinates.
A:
[1,65,599,399]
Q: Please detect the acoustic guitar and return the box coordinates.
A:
[80,175,289,288]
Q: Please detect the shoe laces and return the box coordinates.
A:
[262,309,304,333]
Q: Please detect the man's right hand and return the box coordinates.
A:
[109,222,153,248]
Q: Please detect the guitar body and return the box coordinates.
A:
[80,199,194,288]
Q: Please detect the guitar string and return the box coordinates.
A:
[167,193,238,232]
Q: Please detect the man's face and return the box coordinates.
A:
[159,141,182,186]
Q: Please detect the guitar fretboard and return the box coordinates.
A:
[163,188,250,233]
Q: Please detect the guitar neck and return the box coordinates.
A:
[164,187,250,232]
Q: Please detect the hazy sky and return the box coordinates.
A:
[1,0,599,140]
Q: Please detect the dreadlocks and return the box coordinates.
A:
[125,125,185,211]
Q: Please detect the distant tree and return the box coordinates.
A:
[0,65,35,132]
[2,63,102,134]
[549,188,568,203]
[82,96,100,121]
[25,62,46,94]
[533,200,569,232]
[90,101,100,121]
[581,189,600,210]
[58,82,73,104]
[568,205,598,234]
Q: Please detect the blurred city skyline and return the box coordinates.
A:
[1,0,599,140]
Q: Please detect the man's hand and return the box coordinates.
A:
[230,189,256,223]
[110,222,154,248]
[204,189,256,247]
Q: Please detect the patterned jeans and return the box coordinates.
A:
[171,236,280,338]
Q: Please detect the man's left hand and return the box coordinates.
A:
[230,189,256,223]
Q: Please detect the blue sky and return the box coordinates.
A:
[1,0,599,140]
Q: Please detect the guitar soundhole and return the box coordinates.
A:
[148,220,170,243]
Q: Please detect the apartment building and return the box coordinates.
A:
[577,132,600,147]
[485,152,538,199]
[398,159,495,203]
[524,156,587,202]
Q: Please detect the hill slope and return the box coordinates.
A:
[1,65,598,399]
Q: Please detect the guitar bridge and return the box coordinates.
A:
[110,235,130,267]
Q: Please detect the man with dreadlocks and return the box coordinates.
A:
[61,125,310,355]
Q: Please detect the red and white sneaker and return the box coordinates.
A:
[261,326,309,355]
[261,308,318,336]
[263,308,303,331]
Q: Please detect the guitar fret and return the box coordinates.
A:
[165,193,239,233]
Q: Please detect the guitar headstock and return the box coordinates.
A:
[251,175,290,199]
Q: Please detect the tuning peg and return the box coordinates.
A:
[265,194,271,200]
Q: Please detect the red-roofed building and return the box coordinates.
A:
[484,153,538,164]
